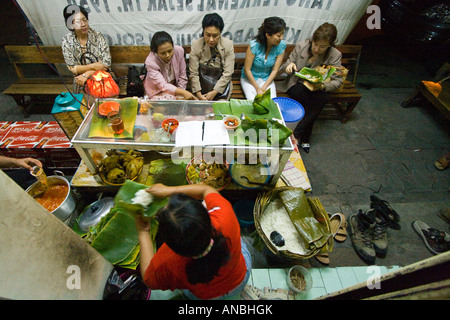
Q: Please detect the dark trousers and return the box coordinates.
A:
[287,83,329,143]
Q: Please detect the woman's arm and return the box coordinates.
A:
[0,156,42,170]
[147,183,218,200]
[243,46,264,95]
[135,216,154,280]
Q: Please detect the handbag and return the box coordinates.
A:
[85,70,120,98]
[199,53,231,100]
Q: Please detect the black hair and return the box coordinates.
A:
[309,22,338,60]
[156,193,231,285]
[150,31,174,53]
[255,16,286,48]
[202,13,225,33]
[63,5,89,31]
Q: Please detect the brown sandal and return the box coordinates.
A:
[315,252,330,265]
[434,153,450,170]
[329,213,347,242]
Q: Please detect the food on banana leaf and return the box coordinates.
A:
[237,115,292,146]
[186,158,230,190]
[253,89,276,115]
[146,159,187,186]
[132,189,153,208]
[98,149,144,185]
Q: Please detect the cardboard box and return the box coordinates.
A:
[0,121,80,168]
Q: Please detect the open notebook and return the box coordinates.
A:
[175,120,230,147]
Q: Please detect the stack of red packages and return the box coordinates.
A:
[0,121,80,168]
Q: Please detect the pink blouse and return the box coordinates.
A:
[143,45,188,98]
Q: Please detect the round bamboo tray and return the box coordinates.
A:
[254,186,333,260]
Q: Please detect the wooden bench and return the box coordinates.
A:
[3,45,150,116]
[184,44,362,123]
[4,44,361,122]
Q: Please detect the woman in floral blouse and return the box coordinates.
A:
[61,5,111,93]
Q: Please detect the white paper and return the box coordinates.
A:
[175,120,230,147]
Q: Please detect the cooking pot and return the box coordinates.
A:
[78,197,115,232]
[26,172,76,221]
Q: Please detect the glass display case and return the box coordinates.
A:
[71,98,294,188]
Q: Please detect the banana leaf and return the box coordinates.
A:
[116,243,140,269]
[235,116,292,146]
[280,188,330,251]
[253,89,275,115]
[90,209,139,264]
[114,179,168,218]
[146,159,187,187]
[88,97,138,139]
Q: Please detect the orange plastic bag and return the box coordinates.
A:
[85,70,119,98]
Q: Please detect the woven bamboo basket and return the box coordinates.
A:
[254,186,333,260]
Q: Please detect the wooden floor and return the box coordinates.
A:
[149,265,400,300]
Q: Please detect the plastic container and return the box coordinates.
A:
[273,97,305,131]
[233,200,255,229]
[287,265,313,294]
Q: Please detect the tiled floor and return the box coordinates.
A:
[149,265,401,300]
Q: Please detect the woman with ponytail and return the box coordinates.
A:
[135,183,251,300]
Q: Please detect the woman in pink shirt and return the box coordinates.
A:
[143,31,197,100]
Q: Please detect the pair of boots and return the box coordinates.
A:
[348,196,401,264]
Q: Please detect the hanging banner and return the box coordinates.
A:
[17,0,372,46]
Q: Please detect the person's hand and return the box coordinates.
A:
[146,183,173,198]
[135,215,151,233]
[286,62,298,74]
[75,74,88,86]
[17,157,42,171]
[204,90,218,101]
[256,87,265,96]
[196,91,208,101]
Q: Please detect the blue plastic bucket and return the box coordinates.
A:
[273,97,305,131]
[233,200,255,229]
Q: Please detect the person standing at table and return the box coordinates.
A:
[143,31,197,100]
[277,23,343,153]
[61,5,112,93]
[240,17,286,100]
[189,13,235,101]
[135,183,251,300]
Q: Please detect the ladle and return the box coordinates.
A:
[30,166,48,197]
[240,176,271,187]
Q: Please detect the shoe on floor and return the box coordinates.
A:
[348,209,376,264]
[437,208,450,224]
[367,209,388,256]
[370,195,401,230]
[412,220,450,255]
[297,142,310,153]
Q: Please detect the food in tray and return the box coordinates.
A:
[97,101,121,117]
[138,100,153,114]
[186,158,230,190]
[223,115,240,129]
[97,149,144,185]
[162,118,179,134]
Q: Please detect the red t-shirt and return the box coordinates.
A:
[143,193,247,299]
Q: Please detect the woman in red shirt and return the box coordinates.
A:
[135,183,251,300]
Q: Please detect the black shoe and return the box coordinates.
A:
[299,143,310,153]
[370,195,401,230]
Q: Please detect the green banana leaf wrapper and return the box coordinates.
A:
[114,179,168,218]
[145,159,187,187]
[280,188,330,251]
[295,66,336,83]
[85,180,166,269]
[234,115,292,146]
